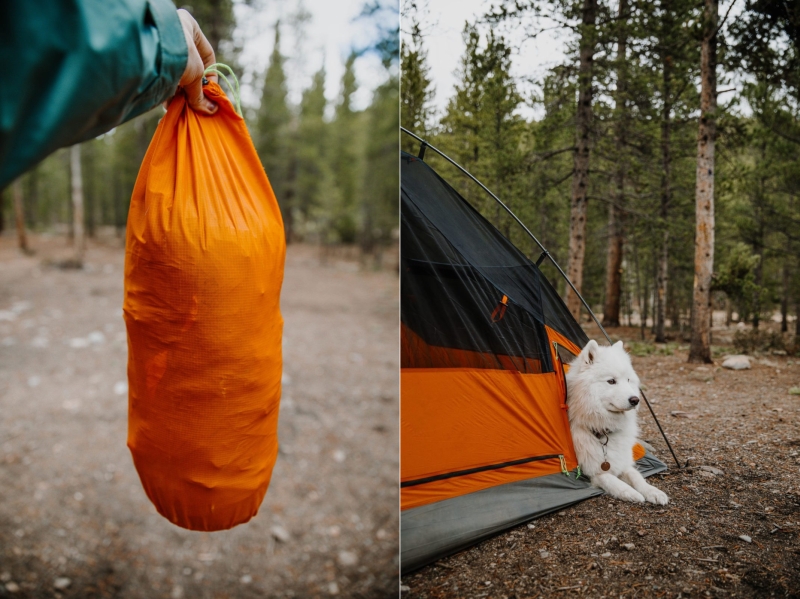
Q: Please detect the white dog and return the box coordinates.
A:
[566,340,669,505]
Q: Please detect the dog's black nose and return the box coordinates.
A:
[629,396,640,406]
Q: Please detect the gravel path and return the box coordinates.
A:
[0,235,399,598]
[402,328,800,598]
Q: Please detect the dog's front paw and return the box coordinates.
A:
[642,486,669,505]
[614,487,645,503]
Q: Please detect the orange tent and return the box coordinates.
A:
[400,146,667,573]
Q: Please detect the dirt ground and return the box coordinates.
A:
[0,234,399,598]
[402,324,800,598]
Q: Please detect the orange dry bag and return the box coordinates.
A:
[123,72,285,531]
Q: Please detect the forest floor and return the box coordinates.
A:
[402,323,800,599]
[0,233,399,599]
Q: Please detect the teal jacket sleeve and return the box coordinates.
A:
[0,0,187,189]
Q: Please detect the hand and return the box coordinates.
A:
[176,9,218,114]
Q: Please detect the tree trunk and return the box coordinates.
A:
[655,36,672,343]
[688,0,717,364]
[70,144,86,265]
[0,186,6,234]
[12,179,29,253]
[26,166,38,229]
[603,203,624,327]
[796,293,800,337]
[602,0,628,329]
[753,244,763,330]
[783,206,793,333]
[781,258,789,333]
[656,228,669,341]
[565,0,597,319]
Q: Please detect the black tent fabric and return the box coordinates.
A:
[400,150,668,573]
[402,152,589,352]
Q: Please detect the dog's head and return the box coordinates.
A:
[568,340,641,414]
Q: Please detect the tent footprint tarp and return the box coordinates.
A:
[400,151,667,573]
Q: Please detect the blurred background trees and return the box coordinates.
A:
[401,0,800,348]
[1,0,399,267]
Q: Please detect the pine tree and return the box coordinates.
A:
[360,75,399,265]
[295,66,329,240]
[439,24,524,224]
[400,7,434,149]
[255,24,294,240]
[689,0,718,363]
[330,53,360,243]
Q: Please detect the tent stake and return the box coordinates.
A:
[401,127,683,469]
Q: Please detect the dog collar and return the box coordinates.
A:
[590,428,613,472]
[591,428,613,439]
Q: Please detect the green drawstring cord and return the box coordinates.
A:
[203,63,242,117]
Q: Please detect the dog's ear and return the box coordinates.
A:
[583,339,599,365]
[613,340,624,351]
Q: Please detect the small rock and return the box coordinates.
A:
[332,449,346,463]
[679,527,688,533]
[5,582,20,593]
[240,575,252,584]
[739,535,752,543]
[170,585,184,599]
[600,552,611,558]
[622,543,635,551]
[758,358,779,367]
[338,551,358,567]
[87,331,106,345]
[722,355,751,370]
[527,523,535,529]
[539,550,550,558]
[697,470,715,478]
[699,465,724,475]
[271,525,290,543]
[637,530,646,537]
[400,586,411,592]
[53,577,72,590]
[328,581,339,595]
[772,350,788,356]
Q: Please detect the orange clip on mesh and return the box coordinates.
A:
[123,83,286,531]
[491,295,509,323]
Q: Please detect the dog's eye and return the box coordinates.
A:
[607,379,616,385]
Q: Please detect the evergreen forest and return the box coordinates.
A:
[1,0,399,266]
[402,0,800,360]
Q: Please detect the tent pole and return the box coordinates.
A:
[402,127,683,469]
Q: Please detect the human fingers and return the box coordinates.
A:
[191,18,218,85]
[177,9,218,114]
